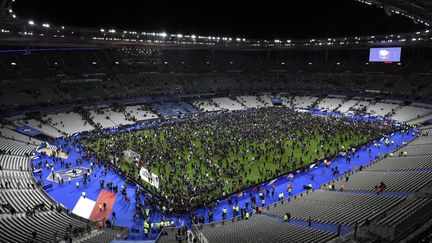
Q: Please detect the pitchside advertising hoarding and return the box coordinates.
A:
[369,47,402,63]
[139,167,160,189]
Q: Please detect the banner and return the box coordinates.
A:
[14,125,42,137]
[139,167,160,189]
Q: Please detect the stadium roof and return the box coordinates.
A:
[0,0,431,49]
[357,0,432,26]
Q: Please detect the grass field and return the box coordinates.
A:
[83,116,373,207]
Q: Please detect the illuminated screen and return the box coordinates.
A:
[369,47,401,62]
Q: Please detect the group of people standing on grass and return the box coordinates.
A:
[80,107,398,213]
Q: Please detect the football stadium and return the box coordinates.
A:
[0,0,432,242]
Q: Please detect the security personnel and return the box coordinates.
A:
[145,208,150,217]
[144,228,148,237]
[283,214,288,221]
[222,207,227,220]
[245,212,250,219]
[170,220,175,227]
[143,221,149,234]
[261,199,265,207]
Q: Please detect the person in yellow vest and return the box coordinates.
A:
[156,222,160,229]
[327,184,332,190]
[145,208,150,217]
[170,220,174,227]
[245,212,250,219]
[144,228,148,237]
[150,222,154,231]
[389,152,394,157]
[261,199,265,207]
[222,207,227,220]
[283,214,288,221]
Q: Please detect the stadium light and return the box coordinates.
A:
[42,23,50,28]
[28,20,35,25]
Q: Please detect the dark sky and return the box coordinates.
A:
[12,0,424,39]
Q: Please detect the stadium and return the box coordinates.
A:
[0,0,432,242]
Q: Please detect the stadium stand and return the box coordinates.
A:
[330,171,432,192]
[0,137,36,156]
[0,154,29,170]
[316,98,345,112]
[45,112,94,134]
[123,105,158,121]
[16,119,65,138]
[152,101,198,117]
[291,96,320,109]
[0,125,42,145]
[89,107,118,129]
[336,99,359,113]
[198,214,335,243]
[193,100,223,112]
[0,137,129,242]
[366,102,400,118]
[265,190,404,225]
[211,97,244,111]
[390,105,431,122]
[236,96,267,109]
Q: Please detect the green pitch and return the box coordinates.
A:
[82,108,385,211]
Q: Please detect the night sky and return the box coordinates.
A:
[12,0,424,39]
